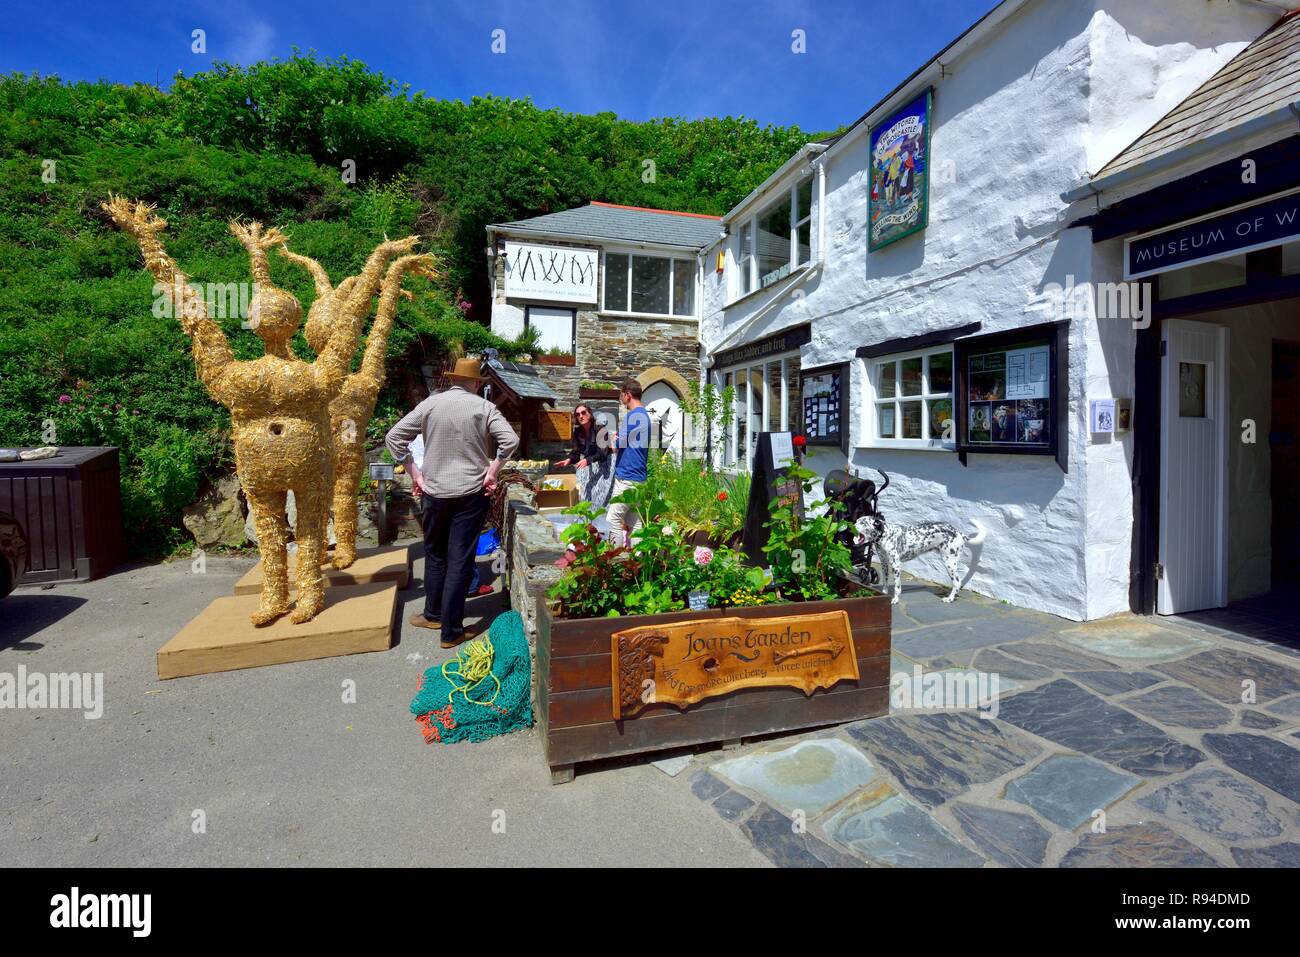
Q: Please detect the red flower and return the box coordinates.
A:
[717,492,728,502]
[793,435,807,448]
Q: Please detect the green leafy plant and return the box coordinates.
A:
[762,462,854,602]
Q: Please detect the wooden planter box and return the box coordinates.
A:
[535,594,891,783]
[578,387,620,399]
[0,446,124,583]
[535,354,576,367]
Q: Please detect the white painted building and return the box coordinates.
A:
[694,0,1291,621]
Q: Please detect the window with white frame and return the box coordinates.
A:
[603,252,695,317]
[525,305,575,355]
[866,346,954,447]
[730,175,815,302]
[718,352,802,471]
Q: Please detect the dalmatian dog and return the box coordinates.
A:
[853,514,987,604]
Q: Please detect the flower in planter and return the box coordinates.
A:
[793,434,807,448]
[693,545,713,566]
[663,523,676,537]
[57,394,71,404]
[716,491,728,502]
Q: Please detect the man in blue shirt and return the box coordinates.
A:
[607,379,651,546]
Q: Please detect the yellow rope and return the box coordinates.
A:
[441,635,501,707]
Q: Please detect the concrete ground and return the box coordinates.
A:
[0,548,767,867]
[4,549,1298,867]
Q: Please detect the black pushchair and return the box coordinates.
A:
[823,467,889,586]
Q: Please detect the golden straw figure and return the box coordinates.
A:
[101,195,418,625]
[279,245,437,569]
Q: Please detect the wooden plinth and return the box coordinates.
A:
[233,544,411,595]
[158,581,398,679]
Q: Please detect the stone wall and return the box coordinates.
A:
[501,482,564,646]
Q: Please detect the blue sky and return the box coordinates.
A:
[3,0,995,133]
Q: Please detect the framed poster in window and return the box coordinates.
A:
[954,321,1069,471]
[801,363,848,449]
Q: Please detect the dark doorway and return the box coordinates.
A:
[1272,341,1300,587]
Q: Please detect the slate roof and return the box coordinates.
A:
[1096,11,1300,179]
[485,359,559,403]
[490,202,721,249]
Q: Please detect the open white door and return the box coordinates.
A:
[1158,319,1228,614]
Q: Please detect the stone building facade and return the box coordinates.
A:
[487,202,714,459]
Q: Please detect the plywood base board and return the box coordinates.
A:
[158,581,397,679]
[233,544,411,595]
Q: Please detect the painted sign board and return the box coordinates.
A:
[868,88,932,251]
[502,241,598,304]
[611,610,859,719]
[1125,186,1300,280]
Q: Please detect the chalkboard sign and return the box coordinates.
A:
[741,431,805,565]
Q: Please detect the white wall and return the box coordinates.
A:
[698,0,1276,620]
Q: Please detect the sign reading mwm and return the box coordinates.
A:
[1125,187,1300,280]
[502,242,598,304]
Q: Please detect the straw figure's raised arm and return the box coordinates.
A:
[101,195,235,393]
[314,235,420,394]
[276,245,334,299]
[358,254,437,387]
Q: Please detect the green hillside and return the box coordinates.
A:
[0,54,820,555]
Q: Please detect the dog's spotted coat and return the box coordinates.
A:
[853,515,986,604]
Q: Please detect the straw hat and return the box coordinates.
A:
[444,357,485,384]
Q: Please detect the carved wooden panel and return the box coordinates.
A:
[610,611,859,719]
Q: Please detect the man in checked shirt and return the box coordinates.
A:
[386,357,519,648]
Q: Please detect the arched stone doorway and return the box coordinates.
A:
[637,366,692,457]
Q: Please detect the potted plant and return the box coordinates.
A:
[533,461,891,784]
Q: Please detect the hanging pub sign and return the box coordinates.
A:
[502,241,598,304]
[868,88,933,251]
[1124,186,1300,280]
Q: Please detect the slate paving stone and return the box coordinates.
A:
[844,711,1041,808]
[1066,670,1164,696]
[1240,710,1283,730]
[1060,824,1220,867]
[950,802,1051,867]
[1153,648,1300,704]
[996,679,1205,776]
[1231,842,1300,868]
[711,738,878,816]
[1123,684,1233,729]
[1137,769,1284,842]
[1056,620,1214,661]
[689,770,729,801]
[711,789,755,822]
[1003,754,1140,829]
[823,784,985,867]
[1201,733,1300,804]
[1265,694,1300,717]
[898,595,1000,625]
[997,642,1121,672]
[895,615,1057,659]
[741,804,865,868]
[972,649,1054,682]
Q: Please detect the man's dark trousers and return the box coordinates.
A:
[419,490,491,638]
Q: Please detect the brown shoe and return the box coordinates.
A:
[440,628,479,650]
[409,613,441,630]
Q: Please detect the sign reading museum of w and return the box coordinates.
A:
[502,241,598,305]
[1125,187,1300,280]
